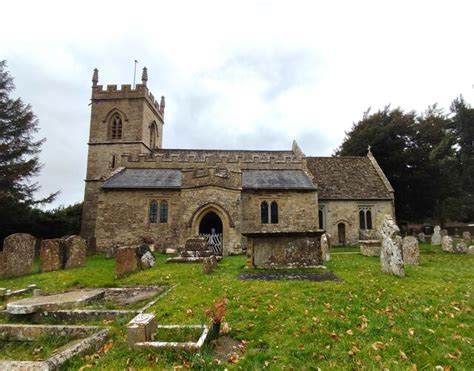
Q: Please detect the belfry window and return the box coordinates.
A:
[359,207,373,230]
[150,123,157,149]
[261,201,269,224]
[159,200,168,223]
[270,201,278,224]
[149,200,158,223]
[110,114,122,139]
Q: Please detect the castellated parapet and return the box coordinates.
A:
[92,83,164,120]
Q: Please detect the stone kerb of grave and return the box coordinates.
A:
[380,215,405,277]
[0,233,36,278]
[6,289,105,315]
[401,236,420,265]
[320,233,331,262]
[431,226,441,245]
[127,313,157,347]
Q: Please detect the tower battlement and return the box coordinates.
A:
[91,68,165,118]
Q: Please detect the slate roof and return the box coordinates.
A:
[306,157,393,200]
[242,170,315,190]
[102,169,182,189]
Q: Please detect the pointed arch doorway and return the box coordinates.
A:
[199,211,223,255]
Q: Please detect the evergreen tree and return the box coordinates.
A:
[0,60,57,239]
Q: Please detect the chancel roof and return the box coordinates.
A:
[242,170,315,190]
[102,169,182,189]
[306,157,393,200]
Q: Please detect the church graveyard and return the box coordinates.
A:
[1,238,473,368]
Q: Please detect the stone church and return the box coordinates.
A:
[81,68,395,256]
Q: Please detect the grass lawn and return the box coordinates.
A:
[0,244,473,370]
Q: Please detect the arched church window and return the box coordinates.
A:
[150,123,157,149]
[270,201,278,224]
[261,201,269,224]
[149,200,158,223]
[159,200,168,223]
[110,114,122,140]
[359,207,373,230]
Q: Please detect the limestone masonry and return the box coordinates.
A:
[81,68,395,255]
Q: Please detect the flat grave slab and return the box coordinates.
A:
[238,271,341,282]
[7,289,105,314]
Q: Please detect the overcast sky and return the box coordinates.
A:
[2,0,474,208]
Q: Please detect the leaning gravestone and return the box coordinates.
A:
[202,257,214,274]
[467,246,474,255]
[463,231,471,245]
[380,215,405,277]
[40,239,63,273]
[320,233,331,262]
[0,233,36,278]
[417,232,426,243]
[401,236,420,265]
[441,235,454,253]
[64,235,87,269]
[116,247,138,277]
[431,226,441,245]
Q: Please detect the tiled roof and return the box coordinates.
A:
[242,170,315,190]
[102,169,181,189]
[306,157,393,200]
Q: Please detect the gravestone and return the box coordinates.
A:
[467,246,474,255]
[463,231,471,245]
[40,239,63,273]
[454,242,468,253]
[440,229,448,238]
[202,257,214,274]
[137,244,155,269]
[116,246,138,277]
[0,233,36,278]
[441,236,454,253]
[417,232,426,243]
[431,226,441,245]
[127,313,156,347]
[401,236,420,265]
[64,235,86,269]
[380,215,405,277]
[320,233,331,262]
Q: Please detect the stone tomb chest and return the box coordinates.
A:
[244,231,324,268]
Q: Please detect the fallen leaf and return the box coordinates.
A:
[408,328,415,336]
[228,352,239,363]
[329,332,339,340]
[345,329,354,336]
[400,350,408,360]
[372,341,385,350]
[374,355,382,362]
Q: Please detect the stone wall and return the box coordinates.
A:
[241,190,319,233]
[320,200,394,246]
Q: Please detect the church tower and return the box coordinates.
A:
[80,67,165,239]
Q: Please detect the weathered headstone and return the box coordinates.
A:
[115,246,138,277]
[454,242,468,253]
[39,239,63,273]
[380,215,405,277]
[401,236,420,265]
[440,229,448,238]
[0,233,36,278]
[467,246,474,255]
[202,257,214,274]
[417,232,426,243]
[431,226,441,245]
[320,233,331,262]
[462,231,471,245]
[441,235,454,253]
[136,244,156,269]
[64,235,86,269]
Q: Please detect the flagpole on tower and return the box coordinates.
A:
[133,60,139,88]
